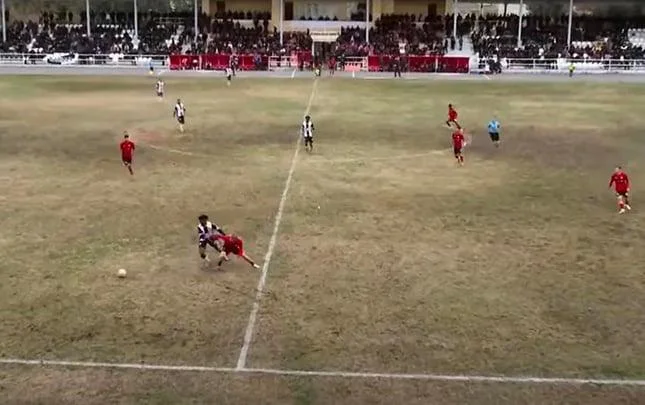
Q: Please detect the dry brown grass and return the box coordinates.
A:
[1,76,645,403]
[1,366,644,405]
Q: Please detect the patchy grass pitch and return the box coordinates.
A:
[0,75,645,404]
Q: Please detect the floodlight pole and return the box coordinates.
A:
[566,0,574,49]
[134,0,138,39]
[517,0,523,48]
[365,0,370,44]
[194,0,199,45]
[85,0,91,37]
[1,0,6,43]
[279,0,284,46]
[452,0,458,40]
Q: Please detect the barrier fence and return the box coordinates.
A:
[168,54,470,73]
[0,52,168,66]
[472,57,645,74]
[3,53,645,75]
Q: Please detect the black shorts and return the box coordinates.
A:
[177,116,185,124]
[489,132,499,142]
[227,75,232,81]
[122,157,132,165]
[157,91,164,97]
[304,136,313,144]
[453,146,462,156]
[617,191,629,198]
[199,238,220,250]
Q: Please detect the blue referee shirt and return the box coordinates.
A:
[488,120,500,134]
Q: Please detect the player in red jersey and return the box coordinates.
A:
[452,128,465,166]
[446,104,461,129]
[609,166,631,214]
[120,132,135,175]
[210,233,260,269]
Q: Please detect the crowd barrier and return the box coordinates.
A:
[471,57,645,74]
[0,52,168,66]
[368,55,469,73]
[169,52,313,70]
[168,54,470,73]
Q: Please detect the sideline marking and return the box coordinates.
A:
[2,359,645,387]
[235,79,319,370]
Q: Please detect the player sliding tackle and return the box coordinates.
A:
[210,233,261,269]
[197,214,226,262]
[609,166,632,214]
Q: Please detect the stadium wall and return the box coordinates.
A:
[202,0,450,27]
[203,0,272,14]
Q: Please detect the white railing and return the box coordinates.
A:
[341,56,368,72]
[471,57,645,74]
[268,55,299,70]
[0,53,169,67]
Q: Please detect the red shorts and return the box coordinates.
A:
[122,156,132,164]
[225,246,244,256]
[224,240,244,256]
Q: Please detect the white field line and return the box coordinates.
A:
[235,79,319,370]
[291,69,297,78]
[2,359,645,386]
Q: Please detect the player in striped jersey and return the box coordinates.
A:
[156,79,165,100]
[226,67,233,86]
[302,115,315,153]
[197,214,226,262]
[173,99,186,132]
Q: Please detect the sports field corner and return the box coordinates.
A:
[1,69,645,404]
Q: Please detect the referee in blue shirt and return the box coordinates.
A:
[487,119,501,147]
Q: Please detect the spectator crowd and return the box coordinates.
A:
[1,9,645,62]
[470,14,645,59]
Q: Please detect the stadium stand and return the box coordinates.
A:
[470,15,645,59]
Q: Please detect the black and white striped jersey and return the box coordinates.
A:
[174,103,186,117]
[302,119,314,138]
[197,221,224,242]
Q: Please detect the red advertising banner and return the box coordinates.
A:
[169,52,313,71]
[367,55,470,73]
[169,53,469,73]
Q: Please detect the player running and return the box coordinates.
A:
[156,79,165,100]
[210,233,260,269]
[609,166,631,214]
[173,99,186,132]
[452,128,465,166]
[197,214,226,262]
[487,118,501,147]
[225,66,233,86]
[446,104,461,129]
[302,115,315,153]
[120,132,135,175]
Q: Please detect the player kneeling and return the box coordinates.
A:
[210,233,260,269]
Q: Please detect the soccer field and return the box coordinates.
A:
[1,75,645,404]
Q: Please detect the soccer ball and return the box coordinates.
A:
[117,268,127,278]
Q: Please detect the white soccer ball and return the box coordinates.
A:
[117,268,127,278]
